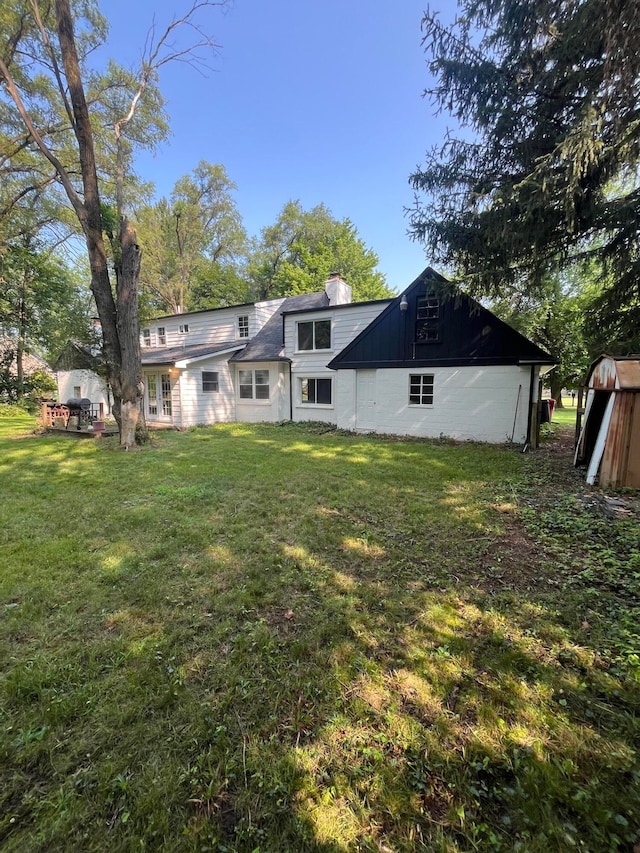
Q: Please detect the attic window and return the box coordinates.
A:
[415,296,440,343]
[179,324,189,334]
[238,315,249,338]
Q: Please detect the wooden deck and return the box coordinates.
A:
[45,425,119,439]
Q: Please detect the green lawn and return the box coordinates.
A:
[1,415,638,852]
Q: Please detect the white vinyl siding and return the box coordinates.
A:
[143,299,285,351]
[175,357,236,426]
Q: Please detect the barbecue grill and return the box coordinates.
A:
[65,397,94,430]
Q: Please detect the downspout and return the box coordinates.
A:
[289,361,293,421]
[524,364,535,451]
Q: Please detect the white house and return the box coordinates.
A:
[137,268,555,444]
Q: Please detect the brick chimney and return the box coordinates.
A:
[324,272,352,306]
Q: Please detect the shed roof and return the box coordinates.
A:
[586,355,640,390]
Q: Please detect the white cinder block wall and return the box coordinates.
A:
[336,365,536,443]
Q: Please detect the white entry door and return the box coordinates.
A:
[356,370,376,431]
[145,372,173,422]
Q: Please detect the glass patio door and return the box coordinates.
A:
[145,372,172,421]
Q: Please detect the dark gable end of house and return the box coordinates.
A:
[328,268,555,370]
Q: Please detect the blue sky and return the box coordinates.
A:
[102,1,459,292]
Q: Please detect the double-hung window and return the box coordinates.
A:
[202,371,219,392]
[409,374,434,405]
[238,369,269,400]
[238,315,249,339]
[157,327,166,346]
[300,377,332,405]
[297,319,331,351]
[142,328,151,347]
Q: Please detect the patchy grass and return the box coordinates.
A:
[0,415,638,852]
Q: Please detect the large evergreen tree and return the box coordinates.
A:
[409,0,640,344]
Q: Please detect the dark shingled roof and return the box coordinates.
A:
[141,341,243,367]
[230,292,329,363]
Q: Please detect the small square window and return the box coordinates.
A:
[202,371,219,392]
[409,374,434,406]
[179,324,189,334]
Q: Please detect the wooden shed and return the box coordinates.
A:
[574,355,640,488]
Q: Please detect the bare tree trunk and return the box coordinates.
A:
[115,218,146,445]
[55,0,142,449]
[16,271,26,400]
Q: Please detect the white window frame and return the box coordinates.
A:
[142,328,151,347]
[179,323,189,334]
[238,315,249,339]
[299,376,333,407]
[296,318,332,352]
[409,374,435,406]
[157,326,166,346]
[237,368,270,403]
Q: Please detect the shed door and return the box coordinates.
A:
[356,370,376,431]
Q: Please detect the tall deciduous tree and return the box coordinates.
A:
[409,0,640,331]
[135,161,248,315]
[0,0,226,447]
[249,201,393,302]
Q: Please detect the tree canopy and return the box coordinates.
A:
[409,0,640,347]
[248,201,393,302]
[0,0,228,446]
[135,161,248,316]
